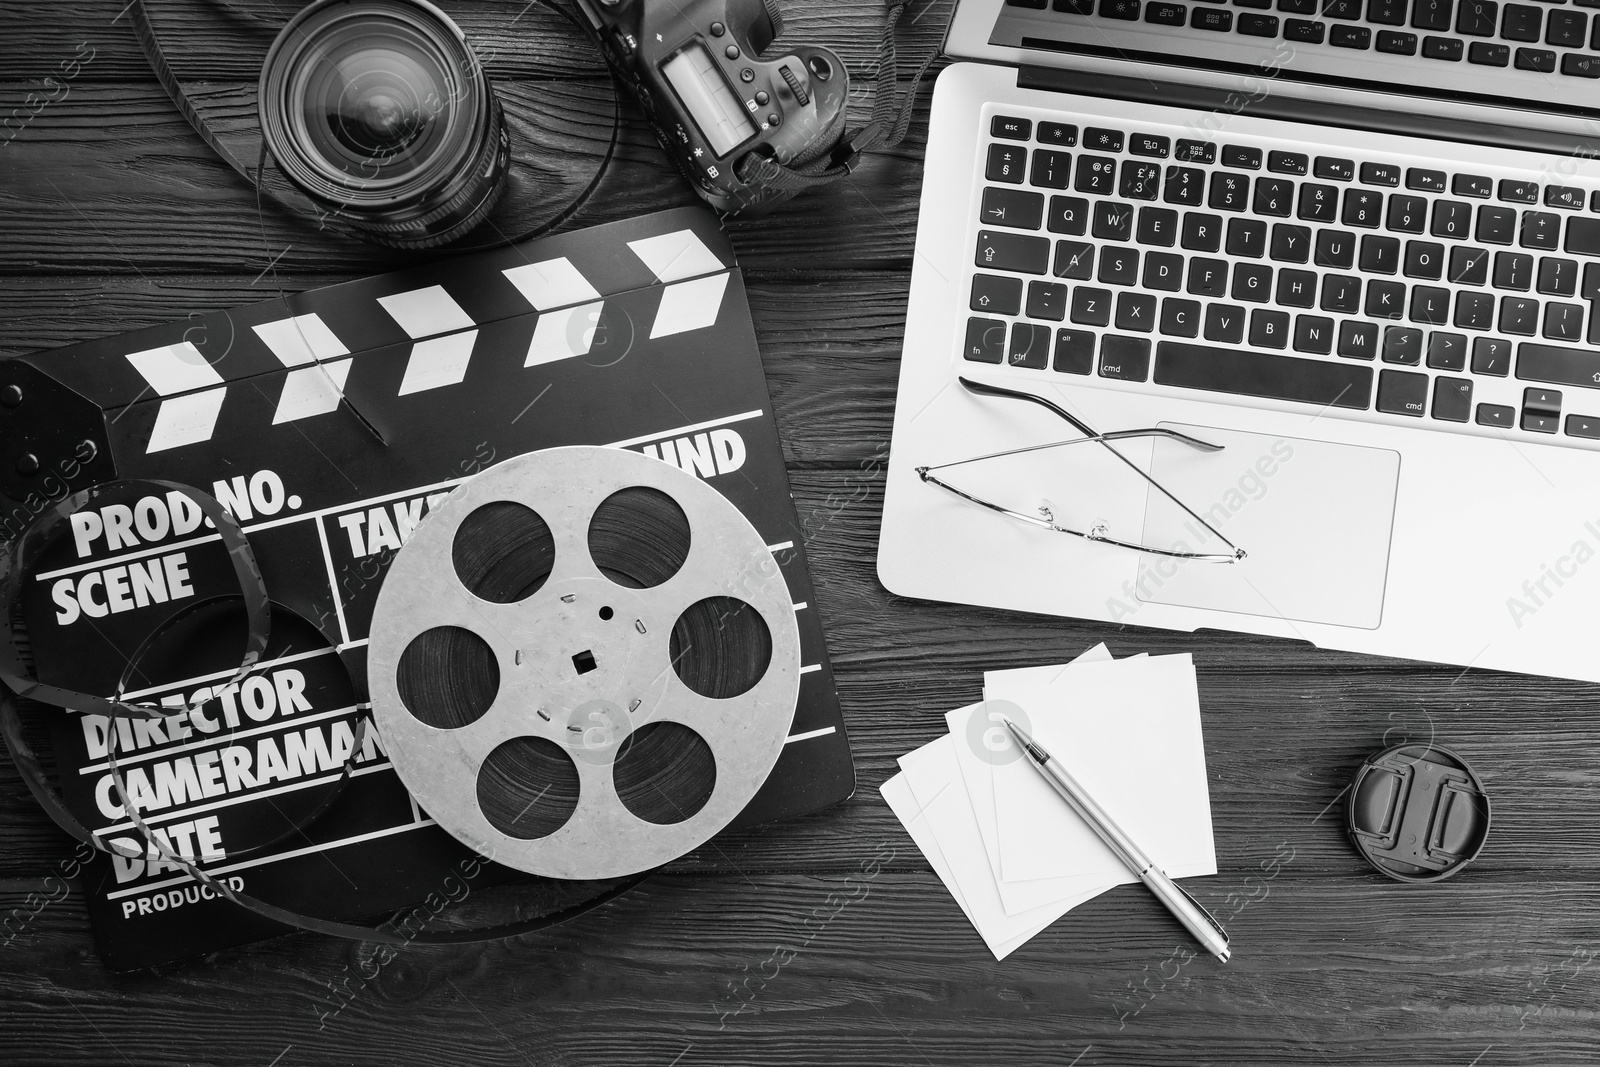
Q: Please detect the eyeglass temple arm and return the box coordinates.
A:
[953,376,1243,558]
[957,377,1224,453]
[958,376,1098,437]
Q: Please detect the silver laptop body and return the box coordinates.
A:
[880,0,1600,682]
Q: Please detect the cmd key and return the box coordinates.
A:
[975,230,1051,274]
[1377,368,1430,415]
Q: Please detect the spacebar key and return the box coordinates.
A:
[1154,342,1373,409]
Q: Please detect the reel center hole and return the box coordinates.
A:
[572,649,598,675]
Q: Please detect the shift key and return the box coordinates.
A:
[1517,343,1600,389]
[975,230,1051,274]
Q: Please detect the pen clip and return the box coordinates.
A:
[1170,880,1230,945]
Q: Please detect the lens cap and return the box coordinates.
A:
[1346,742,1490,882]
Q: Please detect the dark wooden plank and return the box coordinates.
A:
[0,82,930,274]
[0,0,954,83]
[1,874,1596,1065]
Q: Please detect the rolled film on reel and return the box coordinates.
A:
[367,446,801,880]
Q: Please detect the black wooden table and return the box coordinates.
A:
[2,3,1597,1064]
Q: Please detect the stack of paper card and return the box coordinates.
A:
[880,646,1218,960]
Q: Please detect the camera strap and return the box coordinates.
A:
[737,0,951,196]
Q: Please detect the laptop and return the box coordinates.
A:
[879,0,1600,683]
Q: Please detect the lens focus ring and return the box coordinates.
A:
[259,0,509,249]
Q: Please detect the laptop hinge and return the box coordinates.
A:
[1017,64,1600,159]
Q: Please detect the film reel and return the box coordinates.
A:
[367,446,800,880]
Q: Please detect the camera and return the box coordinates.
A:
[574,0,851,214]
[258,0,511,249]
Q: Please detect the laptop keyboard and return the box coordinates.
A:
[993,0,1600,116]
[964,105,1600,442]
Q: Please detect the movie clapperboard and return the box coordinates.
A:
[3,206,853,969]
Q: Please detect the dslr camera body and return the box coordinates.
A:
[574,0,850,213]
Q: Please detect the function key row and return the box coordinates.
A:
[991,115,1080,145]
[1005,0,1600,78]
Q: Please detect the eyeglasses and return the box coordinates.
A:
[915,377,1247,564]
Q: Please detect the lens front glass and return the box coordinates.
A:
[292,17,464,186]
[260,0,509,245]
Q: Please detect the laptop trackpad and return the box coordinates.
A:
[1136,423,1400,630]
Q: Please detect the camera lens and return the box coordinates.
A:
[260,0,509,249]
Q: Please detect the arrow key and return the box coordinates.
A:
[1565,413,1600,438]
[1523,410,1560,433]
[1525,386,1562,413]
[1476,402,1514,427]
[1523,385,1562,432]
[982,186,1046,230]
[971,273,1023,315]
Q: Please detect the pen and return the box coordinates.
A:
[1002,718,1231,963]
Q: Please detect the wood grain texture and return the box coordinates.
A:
[0,81,930,273]
[3,1,1600,1064]
[0,0,954,82]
